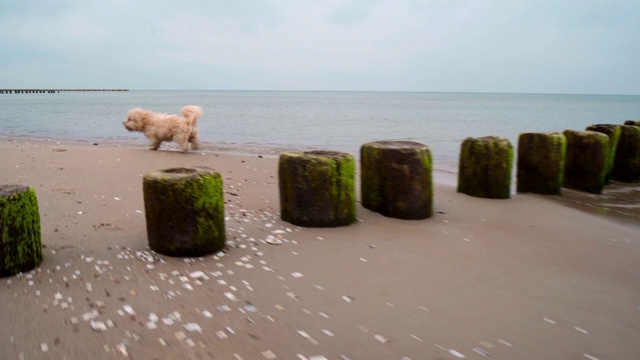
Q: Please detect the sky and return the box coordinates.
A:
[1,0,639,94]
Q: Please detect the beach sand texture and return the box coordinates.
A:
[1,139,639,359]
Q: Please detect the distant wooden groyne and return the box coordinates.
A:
[0,89,129,94]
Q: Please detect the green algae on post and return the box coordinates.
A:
[585,124,621,184]
[279,150,356,227]
[611,125,640,182]
[517,132,566,195]
[0,185,43,277]
[458,136,513,199]
[563,130,609,194]
[361,140,433,220]
[143,167,225,257]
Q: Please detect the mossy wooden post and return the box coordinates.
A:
[360,141,433,219]
[517,132,566,195]
[458,136,513,199]
[1,185,43,277]
[143,167,225,257]
[563,130,609,194]
[279,150,356,227]
[585,124,621,183]
[611,125,640,182]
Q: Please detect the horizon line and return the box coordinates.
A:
[128,89,640,97]
[2,88,638,96]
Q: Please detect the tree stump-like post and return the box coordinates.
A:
[143,167,225,257]
[563,130,610,194]
[458,136,513,199]
[585,124,621,183]
[360,141,433,219]
[611,125,640,182]
[517,132,566,195]
[1,185,43,277]
[279,150,356,227]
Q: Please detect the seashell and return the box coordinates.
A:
[266,236,283,245]
[183,323,203,333]
[374,334,389,344]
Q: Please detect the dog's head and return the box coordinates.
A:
[123,108,149,132]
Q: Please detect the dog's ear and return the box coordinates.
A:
[127,108,146,122]
[138,110,152,125]
[127,108,140,119]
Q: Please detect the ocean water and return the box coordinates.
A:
[1,90,639,171]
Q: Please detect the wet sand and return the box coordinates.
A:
[1,139,639,359]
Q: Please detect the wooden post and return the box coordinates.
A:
[279,150,356,227]
[585,124,621,183]
[1,185,43,277]
[458,136,513,199]
[360,141,433,219]
[563,130,609,194]
[611,125,640,182]
[143,167,225,257]
[517,132,566,195]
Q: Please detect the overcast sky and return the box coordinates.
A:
[1,0,638,94]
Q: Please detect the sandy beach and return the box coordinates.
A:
[1,138,639,360]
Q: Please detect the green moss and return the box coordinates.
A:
[458,136,513,199]
[143,167,225,257]
[279,151,356,227]
[586,124,621,183]
[1,186,43,277]
[331,154,356,222]
[360,141,433,219]
[517,132,566,195]
[420,148,434,213]
[563,130,609,194]
[191,174,225,247]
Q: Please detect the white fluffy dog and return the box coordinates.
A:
[123,105,203,152]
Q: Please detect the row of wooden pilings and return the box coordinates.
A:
[461,121,640,198]
[2,120,639,276]
[278,120,640,228]
[0,89,129,94]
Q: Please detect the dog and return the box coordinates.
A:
[123,105,203,152]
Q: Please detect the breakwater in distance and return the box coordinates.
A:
[0,89,129,94]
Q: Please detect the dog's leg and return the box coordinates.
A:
[190,130,201,150]
[176,133,191,153]
[150,140,161,150]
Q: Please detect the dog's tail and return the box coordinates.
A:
[181,106,203,126]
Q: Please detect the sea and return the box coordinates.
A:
[1,90,639,172]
